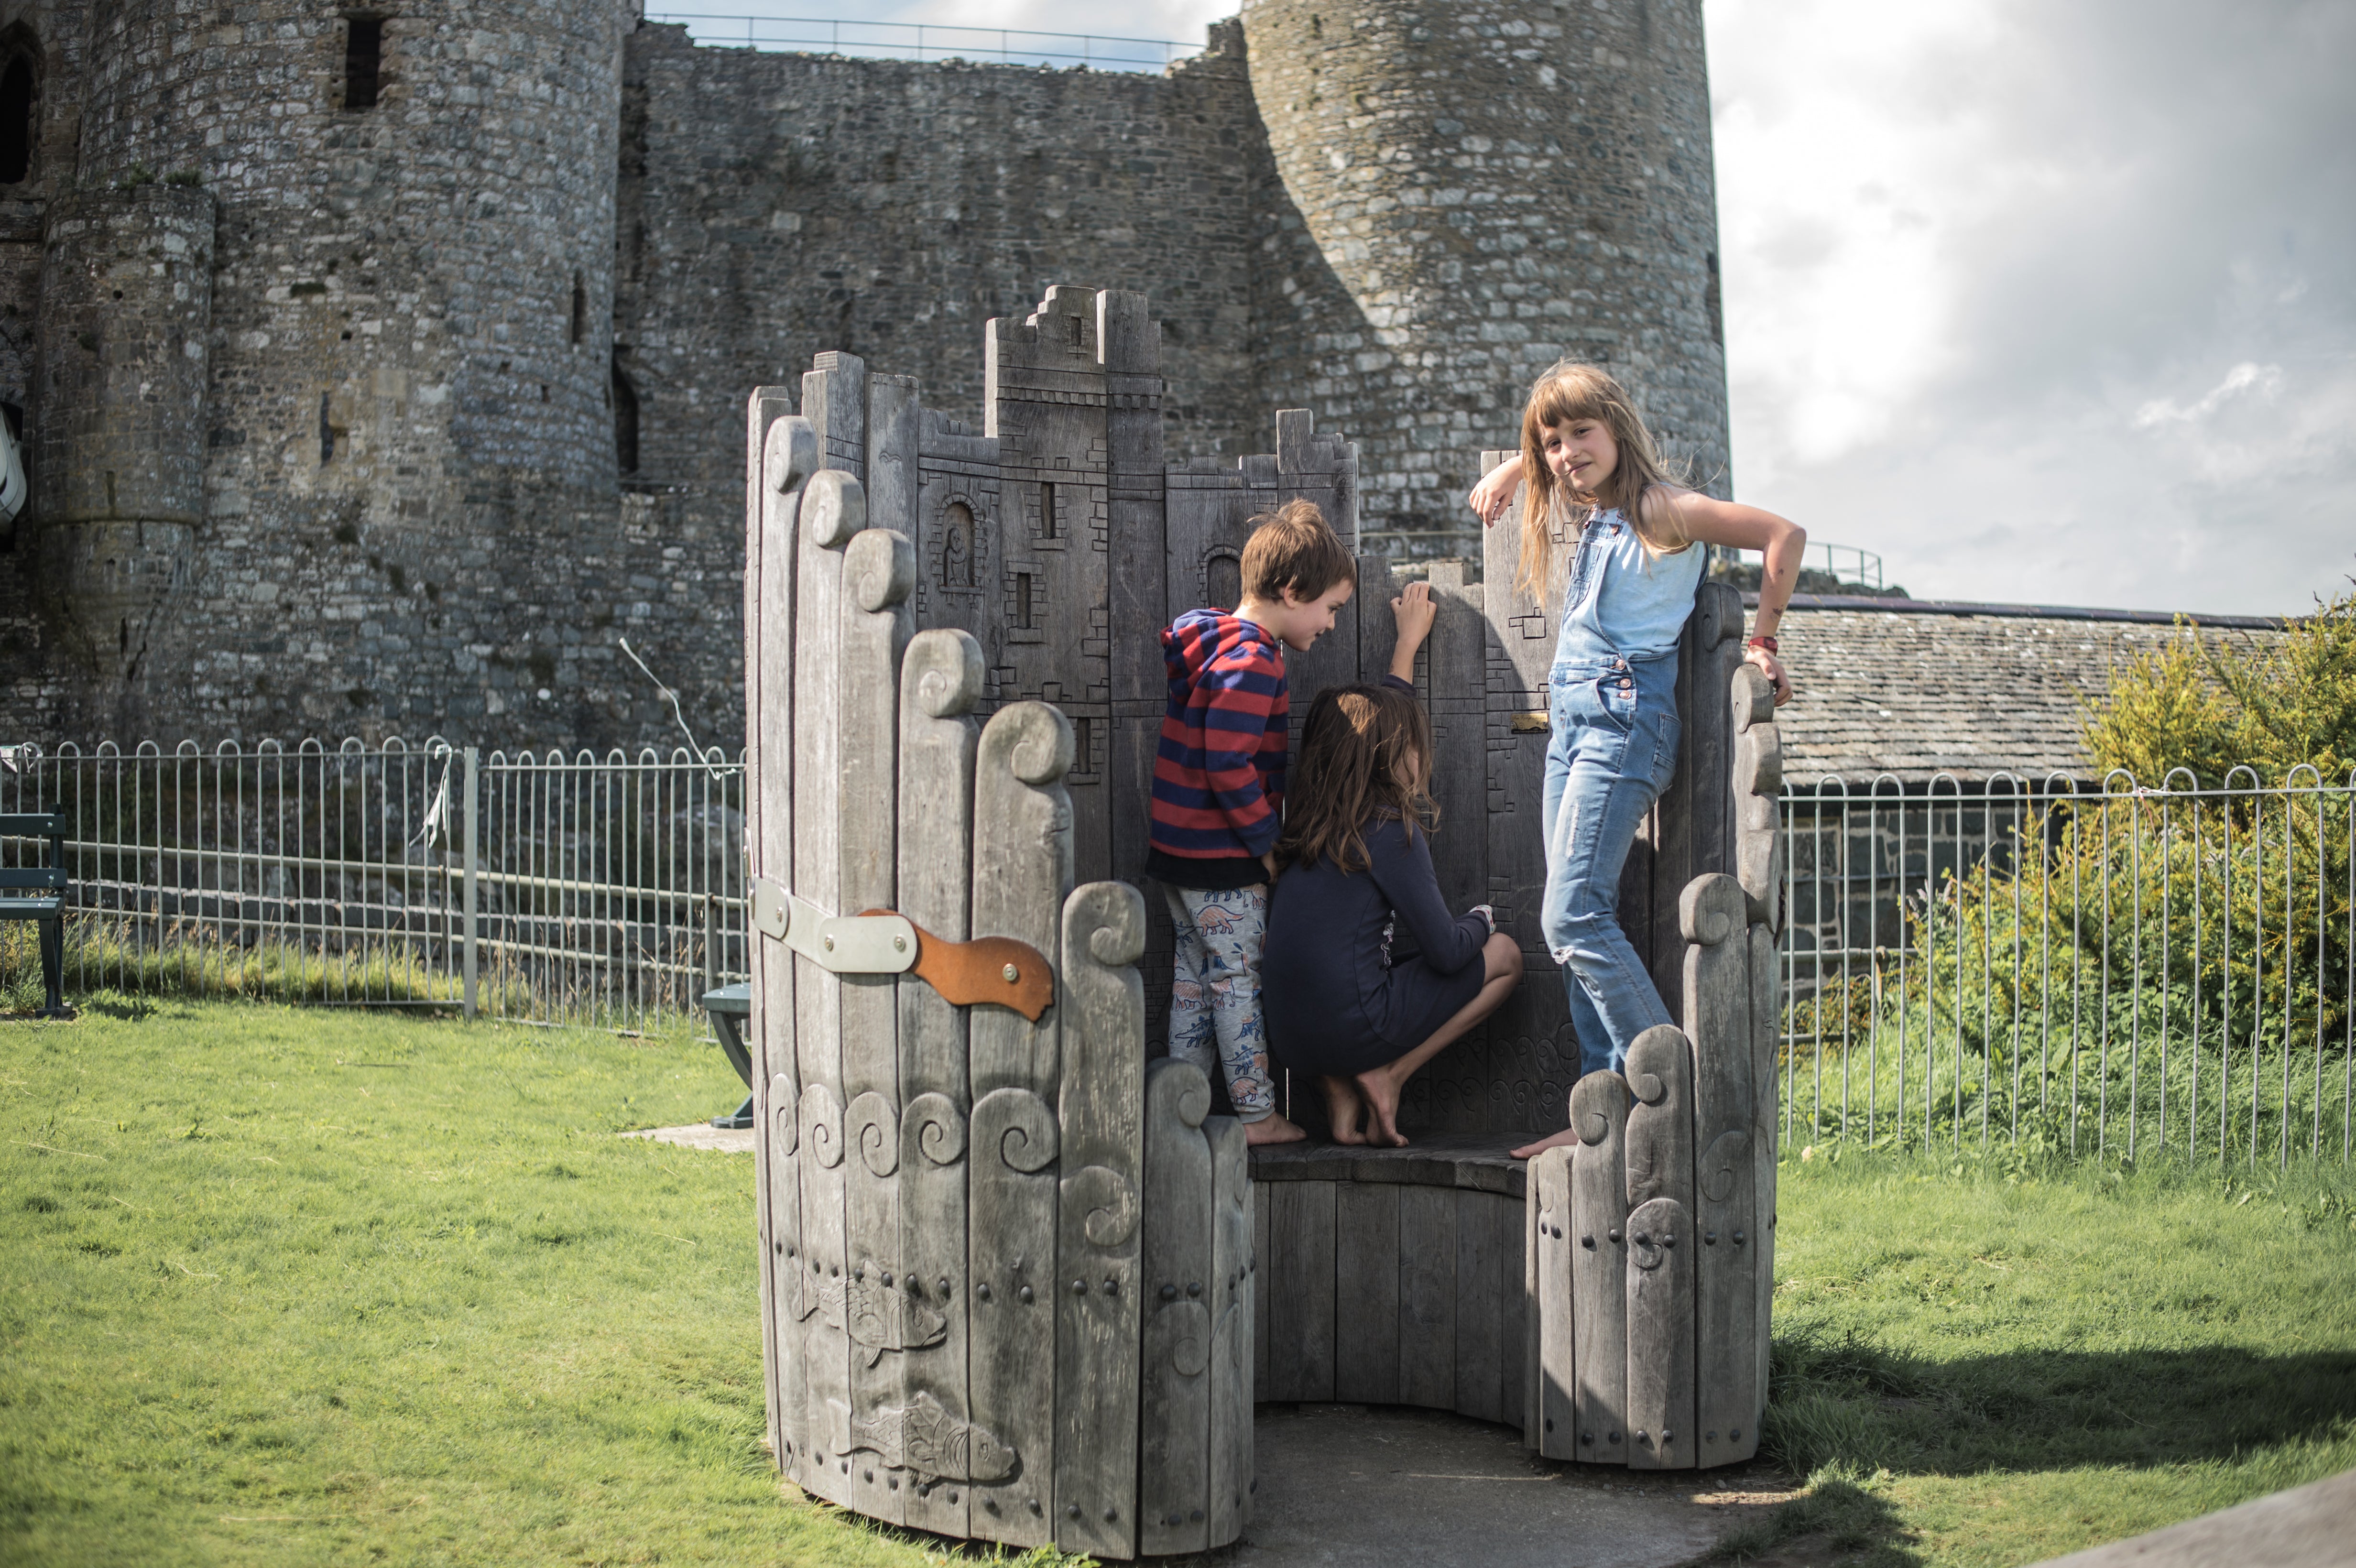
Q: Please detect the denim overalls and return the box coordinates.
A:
[1540,506,1704,1077]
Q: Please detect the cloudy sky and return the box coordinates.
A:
[654,0,2355,614]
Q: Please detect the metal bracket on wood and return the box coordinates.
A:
[749,875,1055,1020]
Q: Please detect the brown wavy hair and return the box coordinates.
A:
[1511,360,1693,609]
[1274,683,1438,875]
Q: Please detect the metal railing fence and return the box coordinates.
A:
[9,739,2354,1165]
[0,740,746,1030]
[643,12,1205,71]
[1780,769,2356,1166]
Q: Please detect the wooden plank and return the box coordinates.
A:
[1687,582,1745,880]
[793,459,864,1509]
[1266,1180,1336,1402]
[1624,1195,1696,1470]
[1531,1147,1576,1457]
[1570,1070,1632,1464]
[1731,665,1783,931]
[865,373,921,536]
[1252,1179,1271,1396]
[1054,882,1147,1560]
[1332,1182,1401,1405]
[1207,1114,1254,1546]
[967,1086,1059,1545]
[1623,1024,1696,1472]
[971,703,1074,1100]
[1751,920,1781,1448]
[1141,1058,1214,1556]
[1623,1024,1695,1213]
[1453,1189,1504,1424]
[1396,1184,1458,1409]
[1492,1187,1527,1432]
[751,406,812,1489]
[1422,564,1489,918]
[1682,874,1755,1470]
[840,523,913,1527]
[896,627,982,1535]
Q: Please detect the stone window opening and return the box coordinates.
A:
[342,16,382,112]
[570,271,587,346]
[611,357,639,474]
[0,48,35,185]
[1038,480,1058,542]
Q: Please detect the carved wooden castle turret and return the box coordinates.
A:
[744,284,1778,1556]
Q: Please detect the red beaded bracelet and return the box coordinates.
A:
[1746,634,1779,654]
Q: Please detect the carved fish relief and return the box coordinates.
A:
[796,1272,949,1366]
[829,1392,1018,1484]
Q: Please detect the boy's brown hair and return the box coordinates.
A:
[1241,498,1355,604]
[1274,683,1439,875]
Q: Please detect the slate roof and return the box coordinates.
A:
[1763,595,2287,786]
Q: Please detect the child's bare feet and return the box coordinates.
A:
[1244,1111,1309,1146]
[1508,1125,1580,1160]
[1320,1076,1368,1145]
[1353,1065,1409,1147]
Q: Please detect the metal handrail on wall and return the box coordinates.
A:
[642,11,1205,70]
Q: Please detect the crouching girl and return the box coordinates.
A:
[1262,681,1522,1147]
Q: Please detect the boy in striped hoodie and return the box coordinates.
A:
[1149,499,1362,1145]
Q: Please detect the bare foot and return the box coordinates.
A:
[1320,1077,1368,1145]
[1508,1126,1580,1160]
[1244,1112,1309,1146]
[1353,1066,1408,1147]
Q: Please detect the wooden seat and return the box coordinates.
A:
[1250,1137,1529,1426]
[0,809,68,1016]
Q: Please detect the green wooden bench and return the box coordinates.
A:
[700,981,753,1129]
[0,808,68,1017]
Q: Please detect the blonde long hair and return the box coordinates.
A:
[1510,362,1691,606]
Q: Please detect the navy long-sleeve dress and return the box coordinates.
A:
[1261,813,1489,1076]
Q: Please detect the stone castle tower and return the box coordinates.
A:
[0,0,1727,746]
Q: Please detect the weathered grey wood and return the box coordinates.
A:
[895,627,982,1537]
[1422,563,1490,921]
[1332,1182,1401,1405]
[1397,1185,1459,1409]
[1453,1188,1505,1425]
[1141,1058,1213,1557]
[1682,873,1756,1469]
[1252,1179,1271,1395]
[1624,1194,1696,1471]
[971,704,1074,1100]
[1522,1146,1541,1448]
[1570,1071,1632,1465]
[844,1088,905,1524]
[840,524,914,1526]
[1688,582,1745,881]
[1495,1184,1528,1434]
[1531,1146,1576,1458]
[1054,881,1147,1560]
[1266,1180,1336,1402]
[797,1079,852,1505]
[1623,1024,1695,1213]
[1206,1114,1253,1546]
[793,456,864,1509]
[1750,920,1780,1438]
[1731,664,1784,934]
[752,406,812,1488]
[967,1085,1058,1545]
[866,372,921,537]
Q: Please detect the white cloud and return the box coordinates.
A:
[2133,362,2282,429]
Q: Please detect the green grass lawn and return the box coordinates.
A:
[3,1000,2353,1567]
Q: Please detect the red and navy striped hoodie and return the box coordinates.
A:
[1148,608,1288,885]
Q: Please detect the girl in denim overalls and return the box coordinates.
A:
[1465,363,1806,1160]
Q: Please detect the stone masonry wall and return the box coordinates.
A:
[1242,0,1732,559]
